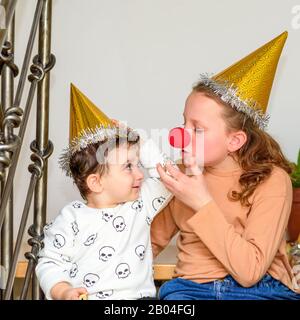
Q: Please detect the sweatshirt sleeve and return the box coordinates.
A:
[35,206,77,299]
[139,138,172,178]
[139,139,174,220]
[186,169,293,287]
[150,197,179,257]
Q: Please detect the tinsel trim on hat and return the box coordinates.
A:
[196,74,270,130]
[59,125,140,177]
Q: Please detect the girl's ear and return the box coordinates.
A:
[228,130,247,153]
[86,173,103,193]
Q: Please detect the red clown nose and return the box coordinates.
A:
[168,127,191,149]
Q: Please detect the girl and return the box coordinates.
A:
[151,31,300,300]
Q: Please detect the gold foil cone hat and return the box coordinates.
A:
[197,31,288,129]
[70,83,115,143]
[59,84,138,176]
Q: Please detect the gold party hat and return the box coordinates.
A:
[197,31,288,129]
[59,84,138,176]
[70,83,115,143]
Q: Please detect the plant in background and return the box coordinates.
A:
[288,149,300,242]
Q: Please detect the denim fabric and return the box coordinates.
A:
[159,274,300,300]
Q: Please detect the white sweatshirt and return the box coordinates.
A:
[36,139,174,300]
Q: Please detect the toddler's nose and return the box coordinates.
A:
[135,168,144,180]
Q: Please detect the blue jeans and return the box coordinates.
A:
[159,275,300,300]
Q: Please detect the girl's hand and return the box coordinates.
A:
[156,157,212,212]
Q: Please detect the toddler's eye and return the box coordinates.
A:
[125,163,132,170]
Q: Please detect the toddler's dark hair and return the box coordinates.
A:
[69,132,140,199]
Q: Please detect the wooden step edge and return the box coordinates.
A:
[16,261,176,280]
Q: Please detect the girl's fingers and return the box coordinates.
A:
[157,164,180,187]
[184,156,202,176]
[165,163,183,180]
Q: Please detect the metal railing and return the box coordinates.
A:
[0,0,54,300]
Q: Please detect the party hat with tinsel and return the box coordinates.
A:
[59,84,138,176]
[69,83,115,144]
[197,31,288,129]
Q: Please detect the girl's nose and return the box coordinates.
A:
[168,127,191,149]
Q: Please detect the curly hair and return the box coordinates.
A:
[192,83,293,207]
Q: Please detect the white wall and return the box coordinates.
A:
[9,0,300,238]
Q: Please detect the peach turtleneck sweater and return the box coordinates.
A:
[151,166,300,293]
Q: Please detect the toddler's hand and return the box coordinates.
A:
[111,119,128,129]
[51,282,88,300]
[61,287,88,300]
